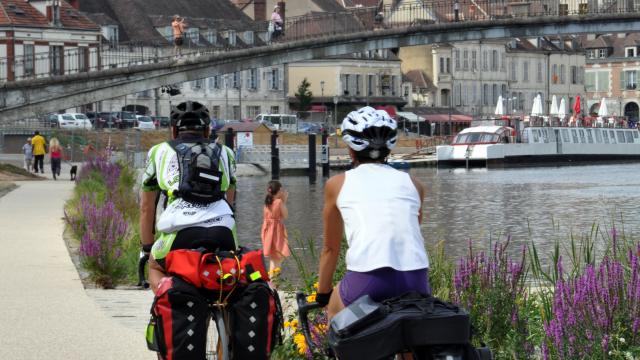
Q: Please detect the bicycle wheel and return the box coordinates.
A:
[205,307,230,360]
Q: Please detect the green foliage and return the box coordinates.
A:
[64,158,140,288]
[295,78,313,113]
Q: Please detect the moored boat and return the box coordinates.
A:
[437,121,640,168]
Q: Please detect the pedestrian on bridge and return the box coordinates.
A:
[172,15,186,58]
[31,131,46,174]
[270,6,283,41]
[454,0,460,22]
[22,138,33,172]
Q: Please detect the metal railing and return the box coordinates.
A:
[1,0,638,84]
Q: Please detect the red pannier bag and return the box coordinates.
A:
[165,247,270,291]
[236,247,270,284]
[165,249,203,287]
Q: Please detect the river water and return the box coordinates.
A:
[234,163,640,273]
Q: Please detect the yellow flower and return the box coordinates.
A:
[290,319,299,328]
[313,282,319,289]
[293,333,307,354]
[284,321,291,328]
[315,323,328,333]
[307,293,316,302]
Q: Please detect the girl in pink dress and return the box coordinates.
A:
[261,180,290,275]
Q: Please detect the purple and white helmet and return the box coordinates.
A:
[341,106,398,154]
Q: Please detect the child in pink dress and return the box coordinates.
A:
[261,180,290,275]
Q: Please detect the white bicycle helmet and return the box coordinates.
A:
[341,106,397,159]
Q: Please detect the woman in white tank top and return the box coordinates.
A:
[314,107,431,319]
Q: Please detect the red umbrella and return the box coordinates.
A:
[573,95,581,115]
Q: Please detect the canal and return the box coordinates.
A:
[234,163,640,274]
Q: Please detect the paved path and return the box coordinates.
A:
[0,178,154,359]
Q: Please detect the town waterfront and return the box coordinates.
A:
[235,163,640,266]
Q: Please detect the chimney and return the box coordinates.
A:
[46,1,62,26]
[69,0,80,10]
[254,0,266,21]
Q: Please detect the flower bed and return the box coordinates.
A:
[64,156,140,288]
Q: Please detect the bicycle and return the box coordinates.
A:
[296,292,492,360]
[205,303,230,360]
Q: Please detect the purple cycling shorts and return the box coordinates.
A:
[339,267,431,306]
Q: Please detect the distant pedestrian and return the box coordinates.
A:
[270,6,283,40]
[22,138,33,171]
[261,180,290,277]
[172,15,186,58]
[454,0,460,21]
[31,131,46,174]
[49,138,63,180]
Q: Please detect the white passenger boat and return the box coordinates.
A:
[436,121,640,167]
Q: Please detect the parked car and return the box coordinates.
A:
[42,113,60,128]
[112,111,136,128]
[135,115,156,130]
[55,114,78,129]
[151,116,170,128]
[94,112,122,129]
[298,122,323,134]
[68,113,93,129]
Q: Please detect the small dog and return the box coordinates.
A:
[70,165,77,181]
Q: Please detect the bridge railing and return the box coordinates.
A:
[0,0,638,84]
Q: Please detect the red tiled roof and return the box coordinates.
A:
[59,1,100,31]
[0,0,50,27]
[0,0,98,31]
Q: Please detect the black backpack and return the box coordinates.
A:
[168,139,225,204]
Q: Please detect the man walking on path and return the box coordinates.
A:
[22,138,33,171]
[31,131,46,173]
[172,15,186,58]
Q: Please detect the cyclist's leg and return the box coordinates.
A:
[327,283,345,320]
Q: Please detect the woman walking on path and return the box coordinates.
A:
[261,180,290,277]
[49,138,63,180]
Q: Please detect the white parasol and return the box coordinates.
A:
[531,94,544,116]
[597,98,609,117]
[558,97,567,118]
[549,95,559,116]
[494,95,504,116]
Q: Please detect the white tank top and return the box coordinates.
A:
[337,163,429,272]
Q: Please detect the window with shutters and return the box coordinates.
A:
[247,69,258,90]
[483,51,488,71]
[523,61,529,82]
[232,71,240,89]
[552,64,558,84]
[50,46,64,75]
[455,49,460,71]
[439,57,445,74]
[268,68,280,90]
[463,49,469,70]
[341,74,350,95]
[24,44,35,76]
[537,61,543,83]
[483,84,489,105]
[501,53,506,72]
[355,74,362,95]
[471,50,477,71]
[571,66,578,84]
[368,74,376,96]
[623,70,638,90]
[492,84,498,105]
[510,60,517,82]
[246,106,261,118]
[560,65,565,84]
[491,50,498,71]
[446,57,451,73]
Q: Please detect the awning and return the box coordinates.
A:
[396,111,424,123]
[422,114,473,123]
[311,105,327,112]
[375,105,397,119]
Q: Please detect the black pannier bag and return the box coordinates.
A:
[229,281,283,359]
[328,292,479,360]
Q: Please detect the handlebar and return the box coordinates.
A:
[296,292,324,351]
[137,251,150,289]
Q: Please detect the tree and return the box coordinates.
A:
[295,78,313,114]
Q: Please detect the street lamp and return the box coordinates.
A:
[320,80,325,125]
[333,96,339,130]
